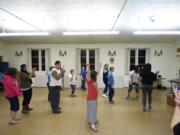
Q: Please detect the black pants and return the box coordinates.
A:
[49,86,61,112]
[108,85,114,101]
[22,88,32,108]
[173,123,180,135]
[71,85,76,95]
[103,83,108,94]
[47,83,50,102]
[6,96,19,112]
[128,83,139,93]
[141,84,153,107]
[81,79,86,90]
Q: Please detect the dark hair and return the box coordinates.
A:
[20,64,26,70]
[55,60,61,65]
[109,67,114,71]
[70,69,74,74]
[134,65,139,73]
[91,71,97,82]
[144,63,152,72]
[7,68,17,77]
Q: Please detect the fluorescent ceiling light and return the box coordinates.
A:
[0,32,50,37]
[134,31,180,35]
[63,31,120,36]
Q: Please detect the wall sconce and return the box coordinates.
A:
[108,50,116,56]
[154,50,163,56]
[15,51,23,57]
[59,50,67,56]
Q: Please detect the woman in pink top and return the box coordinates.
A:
[3,68,22,125]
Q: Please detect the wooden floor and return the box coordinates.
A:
[0,88,174,135]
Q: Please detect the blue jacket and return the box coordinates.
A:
[80,69,87,80]
[108,72,114,86]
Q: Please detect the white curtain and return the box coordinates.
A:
[146,48,151,63]
[45,48,50,71]
[27,48,32,71]
[95,48,100,71]
[76,48,81,74]
[124,48,130,74]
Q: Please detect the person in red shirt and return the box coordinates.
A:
[3,68,22,124]
[86,63,102,132]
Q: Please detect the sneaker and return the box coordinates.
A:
[148,106,152,111]
[53,110,61,114]
[125,95,129,99]
[90,124,98,132]
[9,120,19,125]
[27,107,33,111]
[143,107,146,112]
[102,94,108,98]
[109,100,115,104]
[22,109,29,114]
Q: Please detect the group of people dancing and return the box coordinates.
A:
[1,60,180,134]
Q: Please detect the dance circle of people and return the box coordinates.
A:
[1,60,179,133]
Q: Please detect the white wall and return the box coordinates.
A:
[3,43,178,88]
[0,42,4,56]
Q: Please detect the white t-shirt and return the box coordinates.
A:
[50,68,62,86]
[68,73,77,85]
[129,70,139,84]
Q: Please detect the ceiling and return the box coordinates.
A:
[0,0,180,44]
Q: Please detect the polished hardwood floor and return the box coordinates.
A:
[0,88,174,135]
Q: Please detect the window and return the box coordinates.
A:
[31,49,46,71]
[80,49,96,70]
[126,48,149,72]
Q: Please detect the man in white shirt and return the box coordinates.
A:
[49,61,62,114]
[125,65,140,99]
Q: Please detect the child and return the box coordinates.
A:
[80,66,87,90]
[86,63,102,132]
[125,65,140,99]
[3,68,22,124]
[108,67,115,104]
[68,69,77,97]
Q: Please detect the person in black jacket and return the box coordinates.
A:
[140,63,159,112]
[102,64,109,98]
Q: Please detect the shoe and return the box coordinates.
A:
[27,107,33,111]
[102,94,108,98]
[58,107,61,110]
[90,124,98,132]
[9,120,19,125]
[109,100,114,104]
[148,106,152,111]
[143,107,146,112]
[53,110,61,114]
[125,95,129,99]
[22,109,29,114]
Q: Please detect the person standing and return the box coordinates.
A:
[140,63,159,112]
[108,67,115,104]
[3,68,22,124]
[80,66,87,90]
[68,69,77,97]
[47,66,54,102]
[19,64,33,114]
[125,65,140,99]
[49,61,62,114]
[102,64,109,98]
[86,63,102,132]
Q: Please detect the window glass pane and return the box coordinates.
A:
[89,50,95,57]
[130,57,135,64]
[130,65,135,71]
[89,58,95,64]
[138,57,146,64]
[81,50,86,56]
[41,50,45,56]
[31,50,39,71]
[130,50,136,56]
[138,50,146,57]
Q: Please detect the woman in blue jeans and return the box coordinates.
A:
[140,63,159,112]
